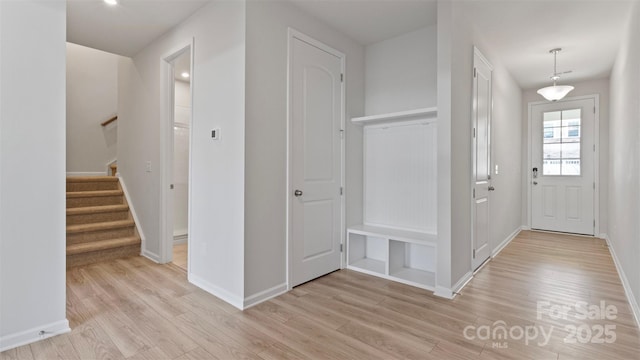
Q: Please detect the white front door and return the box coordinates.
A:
[472,48,493,271]
[531,98,595,235]
[289,33,344,287]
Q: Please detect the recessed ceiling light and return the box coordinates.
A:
[104,0,118,5]
[181,72,190,78]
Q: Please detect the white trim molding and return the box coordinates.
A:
[434,271,473,300]
[117,176,150,260]
[434,286,454,299]
[453,271,474,295]
[0,319,70,352]
[173,233,188,245]
[188,273,243,310]
[604,235,640,328]
[243,283,288,309]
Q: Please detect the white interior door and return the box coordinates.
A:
[290,34,343,287]
[472,48,493,271]
[531,98,595,235]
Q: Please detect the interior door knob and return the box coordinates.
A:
[294,190,303,197]
[533,181,538,185]
[488,186,495,191]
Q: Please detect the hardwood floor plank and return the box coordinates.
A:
[68,321,123,359]
[0,346,34,360]
[172,312,263,360]
[29,335,80,360]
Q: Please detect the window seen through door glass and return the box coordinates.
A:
[542,108,581,176]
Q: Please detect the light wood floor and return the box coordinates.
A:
[2,231,639,359]
[172,243,187,271]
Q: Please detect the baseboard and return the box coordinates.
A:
[492,227,522,257]
[141,249,161,263]
[117,176,147,254]
[521,225,531,231]
[243,283,288,309]
[434,286,454,299]
[173,233,188,245]
[66,171,107,177]
[188,273,244,310]
[453,271,473,295]
[0,319,70,352]
[604,234,640,328]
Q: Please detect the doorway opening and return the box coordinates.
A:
[160,43,193,271]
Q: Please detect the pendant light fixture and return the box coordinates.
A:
[537,48,574,101]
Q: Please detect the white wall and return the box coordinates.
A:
[66,43,119,175]
[0,1,69,351]
[521,78,610,236]
[608,1,640,324]
[365,25,437,115]
[118,1,247,306]
[485,50,523,254]
[173,80,190,237]
[437,2,523,295]
[244,1,365,301]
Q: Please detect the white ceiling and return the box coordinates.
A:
[289,0,437,45]
[458,1,634,90]
[67,0,209,57]
[67,0,635,90]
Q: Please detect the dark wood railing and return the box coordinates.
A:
[100,115,118,127]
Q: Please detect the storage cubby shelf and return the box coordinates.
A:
[348,224,436,246]
[346,225,437,291]
[351,107,437,126]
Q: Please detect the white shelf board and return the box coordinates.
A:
[348,258,385,275]
[351,107,437,126]
[348,224,437,247]
[390,267,436,289]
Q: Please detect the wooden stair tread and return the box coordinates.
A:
[67,176,119,183]
[67,190,123,198]
[67,219,134,233]
[66,204,129,215]
[67,236,140,255]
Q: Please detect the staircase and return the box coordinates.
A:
[66,176,141,267]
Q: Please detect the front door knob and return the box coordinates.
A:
[294,190,303,197]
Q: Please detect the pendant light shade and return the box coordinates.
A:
[537,48,574,101]
[537,84,575,101]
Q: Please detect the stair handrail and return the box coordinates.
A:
[101,115,118,127]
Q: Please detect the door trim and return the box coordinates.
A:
[526,94,600,235]
[286,28,346,290]
[160,39,194,265]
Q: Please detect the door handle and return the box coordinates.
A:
[533,181,538,185]
[294,190,303,197]
[488,186,495,191]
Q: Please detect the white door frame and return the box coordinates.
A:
[286,28,346,289]
[527,94,600,235]
[160,39,194,265]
